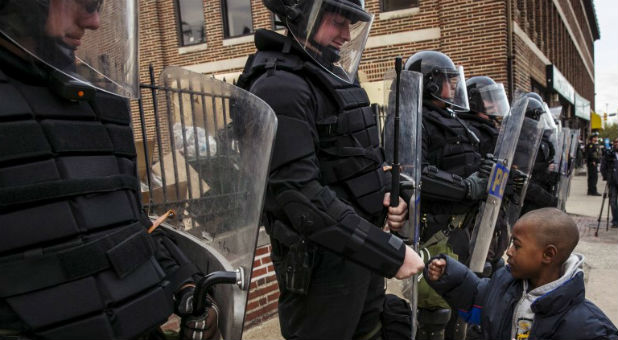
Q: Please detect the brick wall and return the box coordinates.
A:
[244,241,279,327]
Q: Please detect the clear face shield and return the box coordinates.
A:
[288,0,373,83]
[478,83,510,117]
[433,66,469,111]
[0,0,139,98]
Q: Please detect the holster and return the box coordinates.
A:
[280,240,316,295]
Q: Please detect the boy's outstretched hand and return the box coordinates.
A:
[427,258,447,281]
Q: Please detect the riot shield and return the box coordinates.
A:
[503,115,545,230]
[141,67,277,339]
[565,129,581,201]
[556,128,573,210]
[383,69,423,337]
[468,97,528,273]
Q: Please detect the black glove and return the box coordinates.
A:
[507,168,527,193]
[479,155,496,178]
[464,172,488,200]
[174,285,219,340]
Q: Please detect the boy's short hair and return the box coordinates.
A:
[518,207,579,264]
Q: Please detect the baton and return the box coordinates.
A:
[390,56,402,208]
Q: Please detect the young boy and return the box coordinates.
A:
[425,207,618,340]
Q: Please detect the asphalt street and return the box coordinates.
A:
[243,173,618,339]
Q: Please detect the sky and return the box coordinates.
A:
[594,0,618,116]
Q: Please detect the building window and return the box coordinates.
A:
[176,0,205,46]
[222,0,254,38]
[382,0,419,12]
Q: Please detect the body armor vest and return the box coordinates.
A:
[0,67,175,339]
[240,49,387,221]
[424,106,480,178]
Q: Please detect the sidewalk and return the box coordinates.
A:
[565,173,618,325]
[242,173,618,338]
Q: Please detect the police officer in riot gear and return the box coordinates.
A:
[238,0,424,338]
[521,94,560,214]
[587,132,602,196]
[0,1,217,339]
[405,51,488,340]
[458,76,510,276]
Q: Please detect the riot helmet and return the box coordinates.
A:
[524,92,544,104]
[405,50,469,111]
[524,97,546,121]
[263,0,373,83]
[466,76,509,117]
[0,0,139,98]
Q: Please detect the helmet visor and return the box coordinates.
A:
[288,0,373,83]
[477,83,509,117]
[0,0,138,98]
[434,65,469,111]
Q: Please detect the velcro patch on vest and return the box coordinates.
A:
[0,121,53,163]
[107,231,154,278]
[41,120,114,153]
[333,87,369,110]
[0,83,33,119]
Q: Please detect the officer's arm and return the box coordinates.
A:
[419,123,468,202]
[254,73,405,278]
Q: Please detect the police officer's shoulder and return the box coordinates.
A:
[251,69,316,118]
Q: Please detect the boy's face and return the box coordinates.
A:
[506,221,544,280]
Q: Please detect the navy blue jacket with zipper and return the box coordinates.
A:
[426,255,618,340]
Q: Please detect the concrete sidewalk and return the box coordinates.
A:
[242,173,618,339]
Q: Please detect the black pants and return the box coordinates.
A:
[588,164,599,194]
[609,184,618,226]
[276,248,384,340]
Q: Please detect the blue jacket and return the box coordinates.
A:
[426,255,618,340]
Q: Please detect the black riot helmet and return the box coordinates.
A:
[525,97,547,121]
[0,0,139,98]
[466,76,510,117]
[405,50,469,111]
[262,0,373,83]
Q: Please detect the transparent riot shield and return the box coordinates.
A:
[383,69,423,337]
[468,97,528,273]
[565,129,581,201]
[140,67,277,339]
[503,115,545,229]
[556,128,573,210]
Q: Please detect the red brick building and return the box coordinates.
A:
[135,0,599,328]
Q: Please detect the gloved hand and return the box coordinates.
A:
[464,172,488,200]
[507,168,527,193]
[175,285,220,340]
[479,155,497,178]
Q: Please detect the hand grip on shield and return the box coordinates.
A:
[193,268,246,316]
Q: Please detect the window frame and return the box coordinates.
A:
[221,0,255,39]
[380,0,419,13]
[175,0,206,47]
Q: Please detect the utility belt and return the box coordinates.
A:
[421,213,467,243]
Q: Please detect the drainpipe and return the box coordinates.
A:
[506,0,514,100]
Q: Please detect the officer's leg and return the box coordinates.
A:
[444,313,467,340]
[591,166,599,194]
[610,185,618,226]
[277,249,373,340]
[587,165,597,195]
[416,308,451,340]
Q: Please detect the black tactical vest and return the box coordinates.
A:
[424,105,480,178]
[240,49,387,222]
[0,67,175,339]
